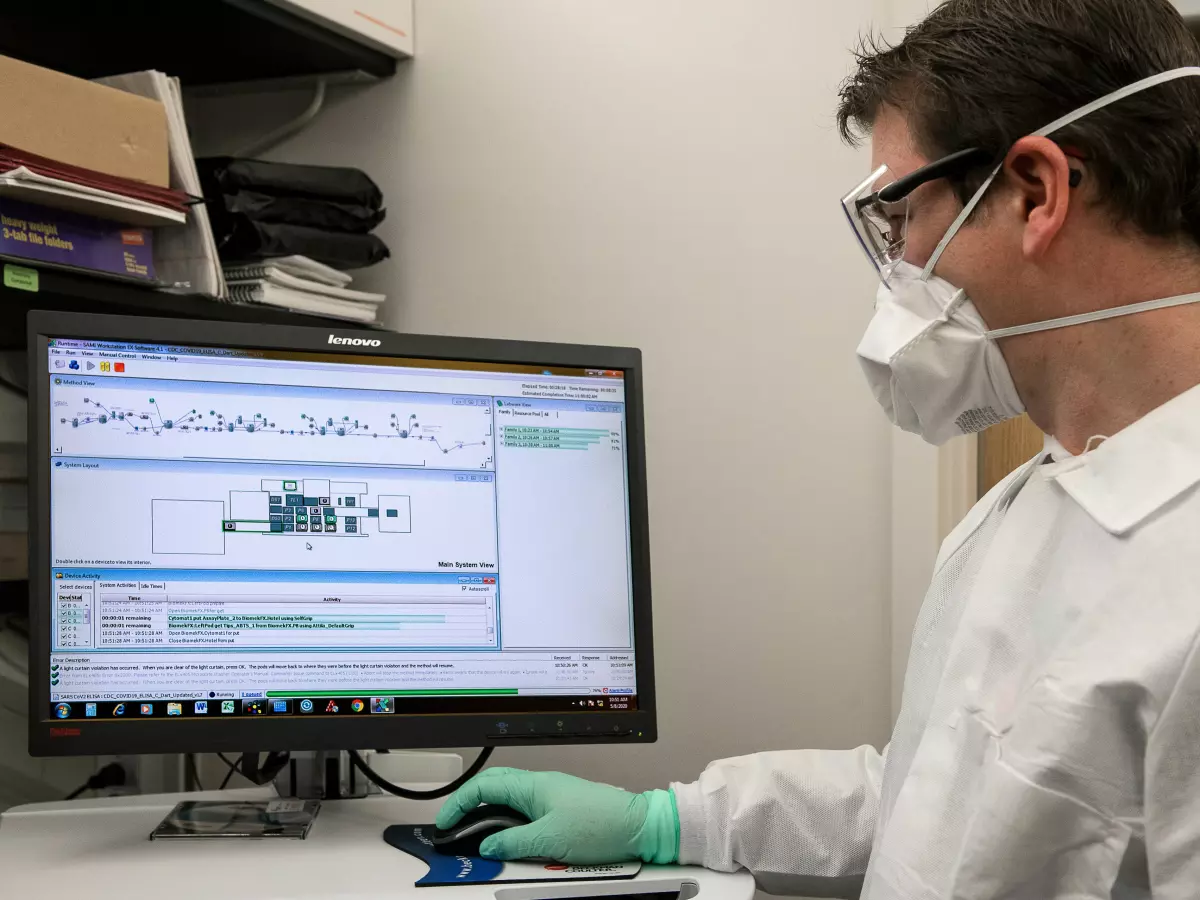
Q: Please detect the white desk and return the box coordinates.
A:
[0,787,754,900]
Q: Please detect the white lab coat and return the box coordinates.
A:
[673,383,1200,899]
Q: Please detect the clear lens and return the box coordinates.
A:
[841,165,908,286]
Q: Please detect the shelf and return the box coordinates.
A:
[0,0,397,88]
[0,266,385,351]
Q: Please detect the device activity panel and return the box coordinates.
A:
[51,459,498,574]
[53,571,498,651]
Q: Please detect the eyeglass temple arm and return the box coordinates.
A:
[876,147,994,204]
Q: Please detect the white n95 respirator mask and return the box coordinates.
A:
[856,261,1023,445]
[844,66,1200,445]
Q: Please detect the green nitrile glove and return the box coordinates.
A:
[435,767,679,864]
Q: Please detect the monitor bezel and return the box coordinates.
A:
[28,310,655,757]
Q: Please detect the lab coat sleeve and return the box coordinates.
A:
[671,745,885,897]
[1144,632,1200,900]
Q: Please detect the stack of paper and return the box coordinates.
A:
[224,255,383,324]
[0,165,186,226]
[94,71,226,299]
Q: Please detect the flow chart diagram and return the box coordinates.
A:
[151,477,411,555]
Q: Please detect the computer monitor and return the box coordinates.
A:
[27,311,654,756]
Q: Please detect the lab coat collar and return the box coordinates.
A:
[1041,383,1200,535]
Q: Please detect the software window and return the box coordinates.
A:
[45,339,637,717]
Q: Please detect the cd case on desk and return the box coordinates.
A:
[149,799,321,840]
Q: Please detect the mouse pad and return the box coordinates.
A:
[384,825,643,887]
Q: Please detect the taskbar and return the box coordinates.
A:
[48,693,636,721]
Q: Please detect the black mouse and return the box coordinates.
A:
[430,804,531,857]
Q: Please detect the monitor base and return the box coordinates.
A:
[279,750,370,799]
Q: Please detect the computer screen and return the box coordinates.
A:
[29,314,652,755]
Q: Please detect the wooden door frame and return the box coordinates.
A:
[938,433,978,543]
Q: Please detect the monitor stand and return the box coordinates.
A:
[272,749,464,800]
[278,750,370,800]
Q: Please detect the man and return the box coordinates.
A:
[437,1,1200,896]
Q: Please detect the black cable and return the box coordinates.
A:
[347,746,492,800]
[64,761,127,800]
[219,759,240,790]
[236,750,290,786]
[217,752,241,789]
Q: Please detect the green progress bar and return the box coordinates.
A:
[267,689,519,698]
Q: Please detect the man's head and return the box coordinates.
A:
[838,0,1200,440]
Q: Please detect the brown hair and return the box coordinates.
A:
[837,0,1200,244]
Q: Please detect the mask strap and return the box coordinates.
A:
[921,66,1200,282]
[920,165,1001,280]
[985,291,1200,340]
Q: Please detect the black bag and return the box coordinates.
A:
[221,190,386,233]
[219,218,390,270]
[197,157,383,209]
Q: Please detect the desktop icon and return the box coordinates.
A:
[325,700,339,713]
[220,700,235,714]
[299,699,314,713]
[113,703,126,716]
[271,699,291,714]
[54,703,71,719]
[140,703,153,715]
[350,698,365,713]
[167,702,182,716]
[370,697,394,714]
[85,702,97,717]
[242,699,265,715]
[194,700,208,714]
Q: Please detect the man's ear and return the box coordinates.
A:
[1003,136,1074,260]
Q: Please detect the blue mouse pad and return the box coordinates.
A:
[384,824,642,887]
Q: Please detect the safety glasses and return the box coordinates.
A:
[841,147,994,285]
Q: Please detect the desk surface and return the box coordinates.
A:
[0,788,754,900]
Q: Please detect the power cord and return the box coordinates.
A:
[347,747,492,800]
[64,761,127,800]
[236,750,290,786]
[217,752,241,790]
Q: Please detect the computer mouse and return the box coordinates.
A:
[430,803,531,857]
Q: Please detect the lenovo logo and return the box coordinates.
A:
[49,727,81,737]
[328,335,382,347]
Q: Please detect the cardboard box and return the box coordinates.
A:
[0,54,168,187]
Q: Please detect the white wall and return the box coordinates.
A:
[190,0,897,792]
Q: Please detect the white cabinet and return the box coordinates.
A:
[266,0,414,58]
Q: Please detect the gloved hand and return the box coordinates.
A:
[435,767,679,864]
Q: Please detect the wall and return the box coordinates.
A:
[190,0,896,793]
